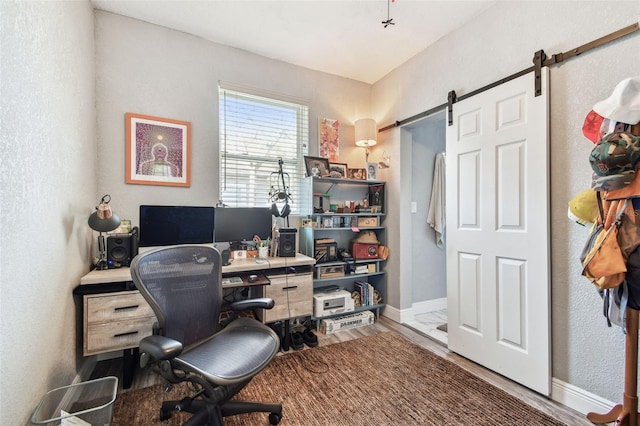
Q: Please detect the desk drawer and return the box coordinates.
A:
[85,291,154,323]
[85,316,156,355]
[259,273,312,323]
[83,290,156,356]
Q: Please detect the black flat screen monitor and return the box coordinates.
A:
[214,207,272,243]
[139,205,214,247]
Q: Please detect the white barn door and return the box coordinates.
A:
[445,70,551,395]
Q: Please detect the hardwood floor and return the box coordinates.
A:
[93,317,596,425]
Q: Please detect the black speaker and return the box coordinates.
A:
[107,233,135,267]
[278,228,297,257]
[221,248,231,266]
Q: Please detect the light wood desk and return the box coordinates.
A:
[74,253,315,388]
[79,253,315,285]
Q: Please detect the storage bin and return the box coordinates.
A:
[31,376,118,425]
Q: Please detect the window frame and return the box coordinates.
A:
[218,83,309,213]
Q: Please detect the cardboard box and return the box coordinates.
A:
[318,264,345,279]
[357,216,379,227]
[319,310,375,334]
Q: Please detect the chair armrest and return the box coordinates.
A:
[229,297,275,312]
[140,335,183,361]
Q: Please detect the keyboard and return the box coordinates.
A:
[221,276,243,286]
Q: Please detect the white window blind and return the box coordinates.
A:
[219,84,309,212]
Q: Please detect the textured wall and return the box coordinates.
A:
[94,11,372,225]
[0,2,96,424]
[409,117,447,303]
[372,0,640,402]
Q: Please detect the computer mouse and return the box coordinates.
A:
[248,274,258,283]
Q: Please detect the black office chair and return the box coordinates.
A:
[130,245,282,425]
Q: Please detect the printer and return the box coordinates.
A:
[313,289,355,317]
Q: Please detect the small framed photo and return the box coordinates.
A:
[329,163,348,178]
[322,216,334,228]
[348,168,366,180]
[302,218,317,228]
[366,162,378,180]
[125,112,191,187]
[369,184,384,212]
[304,156,330,177]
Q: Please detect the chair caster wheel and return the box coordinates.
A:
[160,409,172,421]
[268,412,282,425]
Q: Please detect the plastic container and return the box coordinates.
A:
[31,376,118,425]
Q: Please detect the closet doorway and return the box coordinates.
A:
[404,110,448,344]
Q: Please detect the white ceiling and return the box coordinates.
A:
[90,0,495,84]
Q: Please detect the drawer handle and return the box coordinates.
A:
[114,305,139,312]
[282,286,298,291]
[114,331,139,338]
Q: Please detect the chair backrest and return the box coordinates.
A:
[131,245,222,349]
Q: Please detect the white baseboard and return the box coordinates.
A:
[382,298,448,324]
[381,304,409,323]
[412,297,447,315]
[551,377,616,416]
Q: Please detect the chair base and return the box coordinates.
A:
[161,399,283,425]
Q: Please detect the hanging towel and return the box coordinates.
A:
[427,152,446,248]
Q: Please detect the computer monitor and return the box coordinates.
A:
[214,207,273,244]
[139,205,215,247]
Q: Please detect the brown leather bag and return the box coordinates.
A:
[581,198,628,289]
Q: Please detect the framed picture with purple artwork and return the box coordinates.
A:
[125,113,191,187]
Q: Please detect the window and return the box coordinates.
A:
[219,83,309,213]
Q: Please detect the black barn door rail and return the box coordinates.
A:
[378,22,639,131]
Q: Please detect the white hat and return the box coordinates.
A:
[593,77,640,125]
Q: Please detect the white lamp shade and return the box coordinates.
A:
[355,118,377,147]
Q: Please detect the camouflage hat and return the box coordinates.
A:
[589,132,640,177]
[591,170,636,192]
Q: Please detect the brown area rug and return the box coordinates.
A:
[112,332,565,425]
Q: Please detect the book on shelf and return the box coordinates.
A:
[354,265,369,274]
[314,238,336,244]
[355,280,375,306]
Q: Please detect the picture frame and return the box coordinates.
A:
[366,162,378,181]
[301,218,317,228]
[304,155,330,177]
[318,117,340,162]
[348,168,366,180]
[125,112,191,187]
[329,163,348,178]
[369,184,384,212]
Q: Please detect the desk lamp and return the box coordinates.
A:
[355,118,377,162]
[88,194,121,270]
